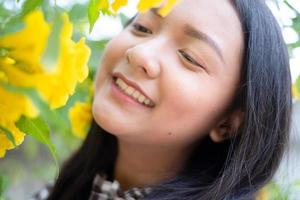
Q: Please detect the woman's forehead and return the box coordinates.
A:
[142,0,244,68]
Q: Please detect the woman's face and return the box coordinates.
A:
[92,0,244,148]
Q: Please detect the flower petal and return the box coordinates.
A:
[68,102,92,139]
[111,0,128,12]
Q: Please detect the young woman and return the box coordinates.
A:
[45,0,292,199]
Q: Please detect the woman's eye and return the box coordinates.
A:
[178,50,204,68]
[132,23,152,34]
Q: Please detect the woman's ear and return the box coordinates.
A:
[209,108,244,143]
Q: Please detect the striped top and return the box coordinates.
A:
[89,173,152,200]
[32,173,152,200]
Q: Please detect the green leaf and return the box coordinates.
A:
[0,126,17,147]
[16,116,58,169]
[88,0,101,33]
[119,13,130,27]
[0,175,8,197]
[296,75,300,91]
[87,39,108,69]
[0,4,11,21]
[0,16,24,37]
[20,0,43,17]
[41,13,63,71]
[88,0,114,33]
[69,4,88,22]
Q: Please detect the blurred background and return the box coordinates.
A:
[0,0,300,199]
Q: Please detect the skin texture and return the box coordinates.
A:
[92,0,244,190]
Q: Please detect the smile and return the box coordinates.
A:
[113,77,155,107]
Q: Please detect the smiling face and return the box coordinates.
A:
[92,0,244,148]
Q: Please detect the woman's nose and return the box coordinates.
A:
[125,44,161,79]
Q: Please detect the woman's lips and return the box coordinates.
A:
[112,72,155,106]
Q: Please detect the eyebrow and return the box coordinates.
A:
[183,24,224,62]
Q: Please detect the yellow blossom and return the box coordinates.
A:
[137,0,164,13]
[0,11,50,75]
[0,10,90,109]
[0,10,90,157]
[0,71,7,82]
[0,10,49,88]
[98,0,110,9]
[111,0,128,12]
[68,102,92,139]
[137,0,179,16]
[34,13,90,109]
[292,84,300,100]
[157,0,179,17]
[0,86,38,158]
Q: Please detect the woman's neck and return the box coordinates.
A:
[113,139,194,191]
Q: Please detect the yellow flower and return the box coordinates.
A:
[292,84,300,100]
[0,10,90,157]
[137,0,164,13]
[97,0,110,10]
[0,71,7,82]
[35,13,90,109]
[0,11,50,75]
[0,86,38,158]
[111,0,128,12]
[0,10,90,109]
[68,102,92,139]
[137,0,180,16]
[157,0,179,17]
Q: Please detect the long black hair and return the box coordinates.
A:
[47,0,292,199]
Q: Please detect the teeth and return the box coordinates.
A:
[116,78,127,90]
[132,91,140,98]
[125,86,135,95]
[138,95,146,103]
[115,77,153,106]
[144,99,150,105]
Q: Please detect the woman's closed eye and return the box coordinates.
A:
[131,23,152,35]
[130,23,205,70]
[177,49,205,69]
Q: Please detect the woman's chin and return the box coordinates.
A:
[92,100,130,137]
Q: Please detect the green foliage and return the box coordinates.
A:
[284,1,300,50]
[0,14,24,37]
[0,175,8,198]
[88,0,114,32]
[41,12,63,70]
[0,127,17,147]
[20,0,43,17]
[16,116,58,170]
[119,13,130,27]
[296,76,300,92]
[262,179,300,200]
[87,39,109,70]
[265,181,289,200]
[88,0,101,32]
[0,0,44,37]
[69,4,88,22]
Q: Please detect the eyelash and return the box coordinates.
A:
[131,23,204,69]
[178,50,204,68]
[132,23,152,34]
